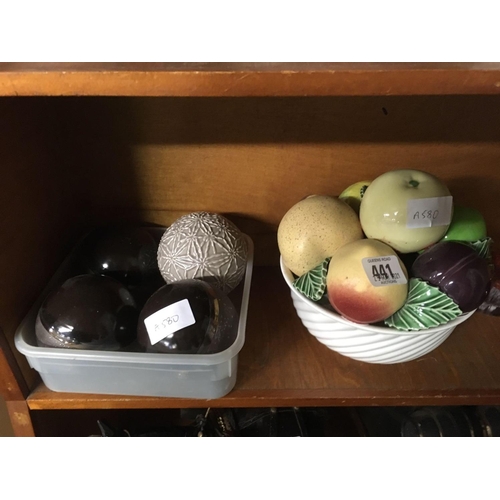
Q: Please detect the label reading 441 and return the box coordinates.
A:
[361,256,407,287]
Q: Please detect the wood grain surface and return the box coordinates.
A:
[2,92,500,422]
[1,63,500,96]
[53,95,500,265]
[0,99,77,391]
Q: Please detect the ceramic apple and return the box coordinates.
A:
[359,169,453,253]
[339,180,371,214]
[412,241,491,312]
[278,195,363,276]
[441,205,487,242]
[326,239,409,324]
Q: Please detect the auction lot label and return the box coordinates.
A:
[407,196,453,229]
[144,299,196,345]
[362,256,407,287]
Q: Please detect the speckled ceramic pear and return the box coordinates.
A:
[278,195,363,276]
[157,212,248,294]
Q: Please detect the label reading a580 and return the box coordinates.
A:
[144,299,196,345]
[407,196,453,229]
[361,256,407,287]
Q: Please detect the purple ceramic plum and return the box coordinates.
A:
[411,241,491,312]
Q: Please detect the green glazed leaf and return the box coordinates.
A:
[384,278,462,331]
[468,237,493,259]
[293,257,331,301]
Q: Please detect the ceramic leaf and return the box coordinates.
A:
[468,237,492,259]
[293,258,330,301]
[384,278,462,331]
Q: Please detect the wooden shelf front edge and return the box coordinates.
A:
[2,63,500,96]
[25,267,500,411]
[26,384,500,410]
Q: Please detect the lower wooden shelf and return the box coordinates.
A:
[25,266,500,410]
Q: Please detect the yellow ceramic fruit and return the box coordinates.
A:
[339,180,371,214]
[278,195,363,276]
[359,169,453,253]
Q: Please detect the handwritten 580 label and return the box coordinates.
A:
[407,196,453,229]
[144,299,196,345]
[362,256,407,287]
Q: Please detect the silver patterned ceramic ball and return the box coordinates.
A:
[157,212,248,294]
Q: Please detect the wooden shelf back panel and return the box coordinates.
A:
[53,96,500,266]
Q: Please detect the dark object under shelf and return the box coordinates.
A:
[355,405,500,437]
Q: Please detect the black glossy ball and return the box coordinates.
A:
[75,226,161,287]
[36,274,139,350]
[137,279,238,354]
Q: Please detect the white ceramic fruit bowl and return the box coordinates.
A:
[280,257,475,364]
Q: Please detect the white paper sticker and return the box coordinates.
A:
[407,196,453,229]
[144,299,196,346]
[362,256,407,287]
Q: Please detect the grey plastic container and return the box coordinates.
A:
[14,234,253,400]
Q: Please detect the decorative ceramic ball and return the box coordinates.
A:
[157,212,248,294]
[137,279,239,354]
[35,275,139,350]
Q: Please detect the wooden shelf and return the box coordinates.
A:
[26,266,500,411]
[3,65,500,435]
[2,63,500,97]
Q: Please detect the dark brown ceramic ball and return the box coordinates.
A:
[137,279,239,354]
[75,225,161,287]
[36,274,139,350]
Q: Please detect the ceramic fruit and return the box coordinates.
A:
[441,205,487,242]
[75,225,161,287]
[479,283,500,316]
[157,212,248,294]
[359,169,453,253]
[478,250,500,316]
[326,239,409,324]
[137,279,239,354]
[278,195,363,276]
[35,275,139,350]
[339,180,371,214]
[412,241,491,313]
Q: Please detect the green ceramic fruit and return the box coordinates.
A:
[442,205,487,242]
